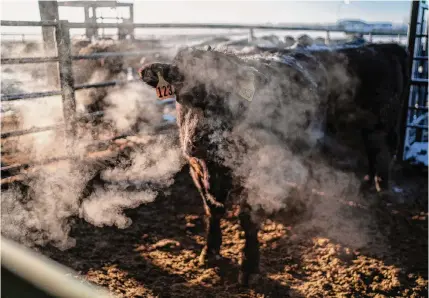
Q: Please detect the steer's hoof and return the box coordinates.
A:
[238,271,261,287]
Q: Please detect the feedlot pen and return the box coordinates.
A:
[1,5,428,298]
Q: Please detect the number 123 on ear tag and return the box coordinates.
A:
[156,72,175,100]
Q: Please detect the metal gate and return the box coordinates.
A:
[1,20,171,176]
[401,0,429,166]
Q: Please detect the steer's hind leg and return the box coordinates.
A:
[238,200,260,286]
[199,201,225,266]
[189,158,230,266]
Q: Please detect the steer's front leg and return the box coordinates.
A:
[188,158,231,266]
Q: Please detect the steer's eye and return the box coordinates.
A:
[205,109,214,117]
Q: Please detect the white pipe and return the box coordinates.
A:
[1,237,113,298]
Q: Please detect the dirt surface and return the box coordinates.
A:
[2,125,428,298]
[34,165,428,298]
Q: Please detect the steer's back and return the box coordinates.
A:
[311,43,408,158]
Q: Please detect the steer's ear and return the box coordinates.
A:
[238,65,269,95]
[237,66,269,89]
[138,62,183,88]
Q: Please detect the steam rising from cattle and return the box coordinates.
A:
[1,40,184,249]
[140,44,407,251]
[1,37,406,256]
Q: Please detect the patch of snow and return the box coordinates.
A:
[404,142,428,166]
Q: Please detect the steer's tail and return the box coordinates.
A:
[392,44,411,159]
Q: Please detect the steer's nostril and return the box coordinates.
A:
[139,66,160,87]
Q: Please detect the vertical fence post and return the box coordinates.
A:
[55,20,76,142]
[129,2,135,40]
[248,28,255,42]
[325,30,330,45]
[38,0,60,88]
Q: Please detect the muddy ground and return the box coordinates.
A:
[32,163,428,298]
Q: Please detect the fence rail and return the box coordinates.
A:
[1,20,408,35]
[1,20,58,26]
[1,90,62,101]
[64,21,408,35]
[1,56,59,64]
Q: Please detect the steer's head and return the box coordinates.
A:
[139,47,268,159]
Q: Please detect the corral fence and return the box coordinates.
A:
[400,0,428,166]
[0,18,421,176]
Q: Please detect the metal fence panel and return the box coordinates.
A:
[400,0,428,166]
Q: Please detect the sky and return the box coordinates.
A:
[0,0,413,36]
[0,0,412,23]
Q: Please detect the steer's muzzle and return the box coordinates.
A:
[138,63,183,89]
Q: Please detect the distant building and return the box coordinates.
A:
[337,19,372,32]
[371,22,393,30]
[337,19,394,32]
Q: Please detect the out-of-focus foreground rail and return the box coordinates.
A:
[1,236,112,298]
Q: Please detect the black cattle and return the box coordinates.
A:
[138,43,409,285]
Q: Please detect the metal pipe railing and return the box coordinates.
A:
[411,78,429,84]
[1,49,165,66]
[72,49,163,60]
[0,20,58,26]
[0,156,72,173]
[65,21,408,36]
[414,56,429,60]
[1,57,59,64]
[1,125,64,139]
[74,79,139,90]
[0,19,408,36]
[1,236,112,298]
[407,124,429,129]
[0,112,106,139]
[1,90,62,101]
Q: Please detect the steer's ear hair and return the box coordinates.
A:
[138,63,183,88]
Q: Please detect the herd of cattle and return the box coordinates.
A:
[70,33,369,137]
[138,42,409,285]
[3,35,410,286]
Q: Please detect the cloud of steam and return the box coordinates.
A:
[1,41,184,250]
[2,132,183,250]
[172,47,375,249]
[80,189,158,229]
[2,162,90,250]
[102,82,164,134]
